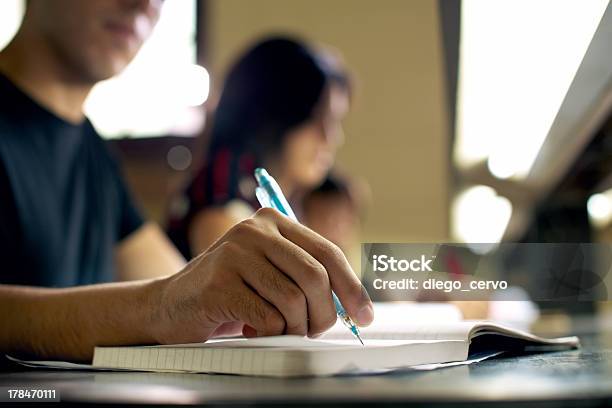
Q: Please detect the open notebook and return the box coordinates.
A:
[8,304,578,377]
[89,320,578,377]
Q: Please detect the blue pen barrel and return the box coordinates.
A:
[254,168,298,220]
[333,293,348,318]
[254,167,364,345]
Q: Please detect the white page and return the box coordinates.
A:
[152,302,465,347]
[323,320,479,341]
[152,336,455,349]
[320,302,468,341]
[5,355,122,371]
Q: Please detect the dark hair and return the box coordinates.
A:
[166,36,350,258]
[207,35,350,165]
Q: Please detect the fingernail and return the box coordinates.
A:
[356,304,374,326]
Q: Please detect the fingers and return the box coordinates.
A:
[200,207,373,342]
[254,208,374,327]
[226,283,286,337]
[210,322,245,338]
[235,252,309,336]
[256,235,338,336]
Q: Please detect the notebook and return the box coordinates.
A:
[7,303,578,377]
[89,318,579,377]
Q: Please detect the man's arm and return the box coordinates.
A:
[115,222,186,281]
[0,279,161,361]
[0,209,374,362]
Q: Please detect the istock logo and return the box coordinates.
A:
[372,254,435,272]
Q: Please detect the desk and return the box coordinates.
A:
[1,333,611,407]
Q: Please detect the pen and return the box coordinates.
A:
[254,167,364,346]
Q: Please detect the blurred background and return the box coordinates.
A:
[1,0,611,327]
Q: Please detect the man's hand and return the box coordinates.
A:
[151,208,374,344]
[0,208,373,361]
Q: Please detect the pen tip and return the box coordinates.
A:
[351,325,364,346]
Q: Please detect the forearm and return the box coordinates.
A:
[0,279,163,362]
[115,223,186,281]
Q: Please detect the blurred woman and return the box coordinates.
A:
[167,36,352,258]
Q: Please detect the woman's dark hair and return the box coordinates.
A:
[207,35,350,165]
[167,36,350,258]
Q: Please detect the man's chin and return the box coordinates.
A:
[82,58,130,83]
[81,46,136,79]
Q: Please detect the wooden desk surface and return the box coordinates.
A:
[1,332,611,407]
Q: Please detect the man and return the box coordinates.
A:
[0,0,373,362]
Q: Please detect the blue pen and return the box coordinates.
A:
[254,167,364,346]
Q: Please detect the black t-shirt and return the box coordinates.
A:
[0,73,144,287]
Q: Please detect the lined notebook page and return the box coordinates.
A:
[153,335,359,349]
[322,320,478,341]
[319,302,467,341]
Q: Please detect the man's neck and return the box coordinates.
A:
[0,25,93,124]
